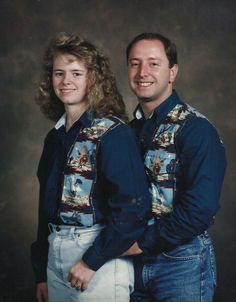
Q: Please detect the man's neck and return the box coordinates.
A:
[138,87,172,119]
[139,98,166,119]
[139,90,173,119]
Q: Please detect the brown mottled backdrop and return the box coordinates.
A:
[0,0,235,301]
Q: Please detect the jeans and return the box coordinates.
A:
[47,223,134,302]
[130,232,216,302]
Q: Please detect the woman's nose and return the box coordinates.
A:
[62,73,72,84]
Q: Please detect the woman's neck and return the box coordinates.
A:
[64,104,88,132]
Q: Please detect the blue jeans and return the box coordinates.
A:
[47,223,134,302]
[130,232,216,302]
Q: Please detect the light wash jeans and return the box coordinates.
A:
[47,223,134,302]
[130,232,217,302]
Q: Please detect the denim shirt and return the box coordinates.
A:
[31,111,151,282]
[130,91,227,255]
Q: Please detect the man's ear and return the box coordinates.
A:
[169,64,178,83]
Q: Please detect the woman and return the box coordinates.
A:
[31,32,151,302]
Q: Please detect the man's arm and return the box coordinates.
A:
[121,242,143,256]
[137,117,227,255]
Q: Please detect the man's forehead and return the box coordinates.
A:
[130,40,165,54]
[129,41,166,60]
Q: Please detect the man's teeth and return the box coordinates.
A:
[137,82,153,87]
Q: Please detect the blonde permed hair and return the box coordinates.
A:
[36,32,128,122]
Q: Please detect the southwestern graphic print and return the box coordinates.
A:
[145,103,206,219]
[59,118,117,226]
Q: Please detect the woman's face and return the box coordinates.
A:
[52,53,89,109]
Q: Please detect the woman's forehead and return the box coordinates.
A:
[53,53,87,69]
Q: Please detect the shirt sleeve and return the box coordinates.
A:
[82,123,151,270]
[31,131,54,283]
[31,208,49,283]
[138,117,227,254]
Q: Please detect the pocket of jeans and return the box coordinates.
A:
[162,239,203,261]
[75,230,99,251]
[48,232,53,244]
[209,243,217,287]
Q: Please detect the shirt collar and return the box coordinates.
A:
[54,113,66,130]
[54,111,94,130]
[133,90,181,122]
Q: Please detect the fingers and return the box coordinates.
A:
[74,281,82,290]
[71,280,85,292]
[70,277,81,289]
[68,274,83,291]
[75,281,88,292]
[68,260,95,291]
[41,290,49,302]
[36,282,48,302]
[81,282,88,290]
[69,276,89,291]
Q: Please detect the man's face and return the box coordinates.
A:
[52,54,88,109]
[128,39,178,106]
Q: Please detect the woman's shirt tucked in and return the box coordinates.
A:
[31,111,151,282]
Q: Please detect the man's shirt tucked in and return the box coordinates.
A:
[130,91,227,255]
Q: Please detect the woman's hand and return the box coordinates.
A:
[68,260,95,291]
[36,282,48,302]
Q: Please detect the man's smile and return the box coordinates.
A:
[135,81,154,87]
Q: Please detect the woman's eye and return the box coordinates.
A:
[55,72,63,77]
[73,73,83,77]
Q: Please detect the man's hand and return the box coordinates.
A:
[36,282,48,302]
[68,260,95,291]
[121,242,143,256]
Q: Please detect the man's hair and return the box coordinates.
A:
[36,32,128,122]
[126,32,178,68]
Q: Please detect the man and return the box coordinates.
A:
[124,32,227,302]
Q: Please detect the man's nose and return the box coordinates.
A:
[138,63,149,77]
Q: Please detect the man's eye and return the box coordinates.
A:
[150,63,160,67]
[129,62,139,68]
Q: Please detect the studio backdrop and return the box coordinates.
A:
[0,0,235,301]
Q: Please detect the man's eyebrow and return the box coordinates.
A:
[148,57,162,61]
[128,57,163,63]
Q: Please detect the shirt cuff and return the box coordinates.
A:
[137,224,176,255]
[82,247,109,271]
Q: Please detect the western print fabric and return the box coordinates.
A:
[144,104,206,218]
[59,118,118,226]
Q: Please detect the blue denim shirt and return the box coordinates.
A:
[130,91,227,255]
[31,111,151,282]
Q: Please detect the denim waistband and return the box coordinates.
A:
[48,223,105,236]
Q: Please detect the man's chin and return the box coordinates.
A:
[138,96,154,103]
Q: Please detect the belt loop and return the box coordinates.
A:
[71,226,76,238]
[48,223,53,233]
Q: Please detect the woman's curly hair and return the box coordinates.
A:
[36,32,128,122]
